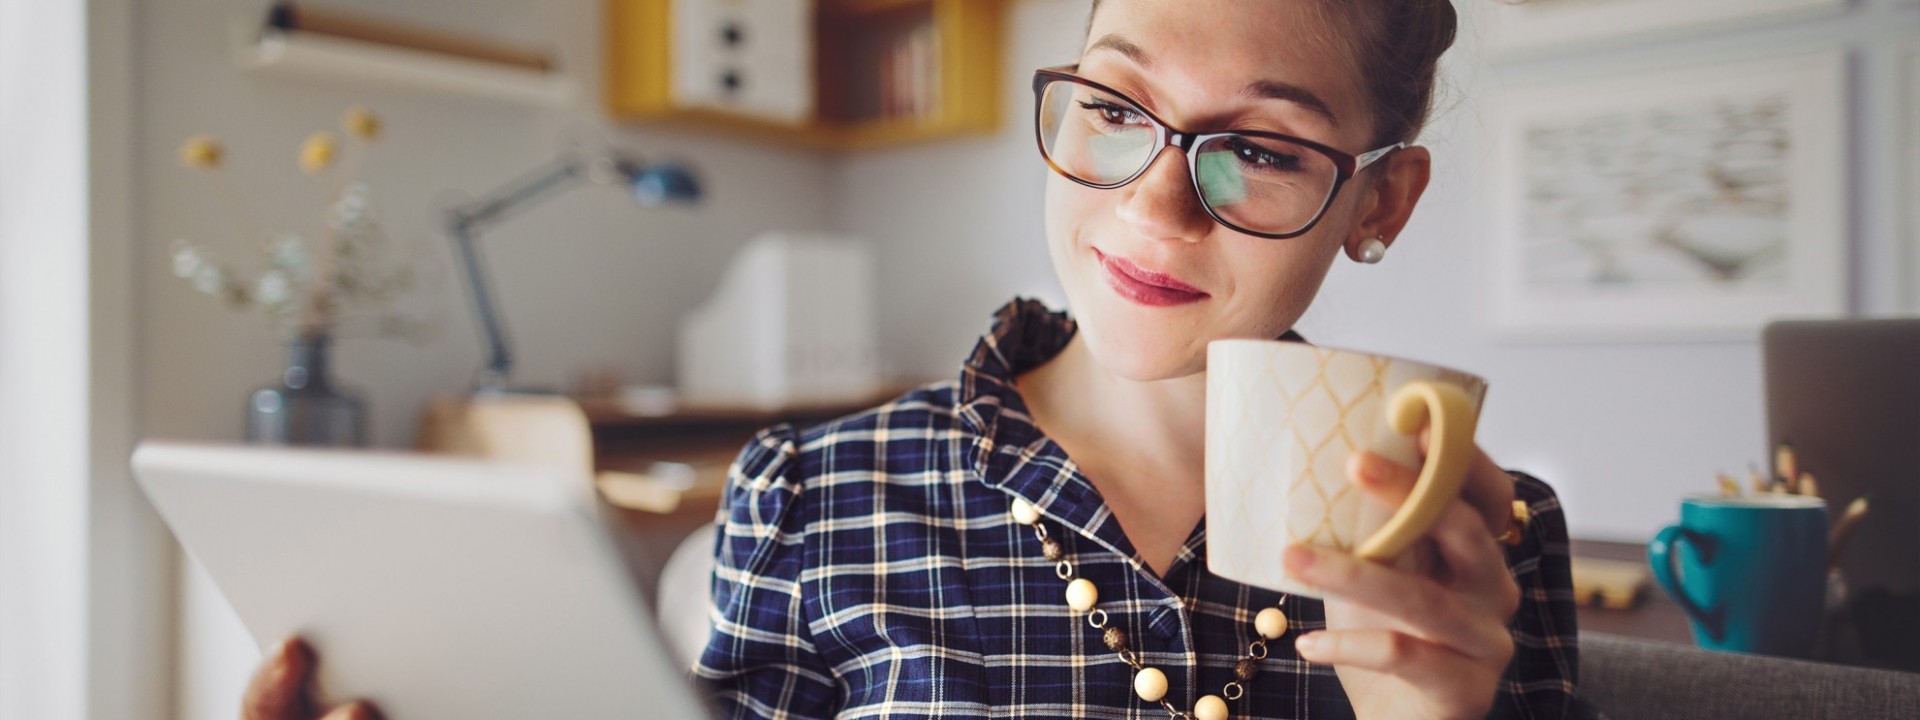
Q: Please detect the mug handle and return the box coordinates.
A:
[1355,381,1478,561]
[1647,525,1724,641]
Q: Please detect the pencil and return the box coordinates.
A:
[1798,472,1819,498]
[1716,472,1742,498]
[1828,496,1871,571]
[1776,444,1798,490]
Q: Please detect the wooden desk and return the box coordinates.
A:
[584,389,914,599]
[1571,539,1693,644]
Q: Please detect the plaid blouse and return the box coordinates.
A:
[695,299,1591,719]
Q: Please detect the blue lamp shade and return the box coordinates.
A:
[624,161,703,206]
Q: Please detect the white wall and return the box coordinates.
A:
[143,1,837,717]
[836,0,1920,541]
[2,0,166,718]
[0,2,93,716]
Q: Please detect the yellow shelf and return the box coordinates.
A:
[605,0,1004,151]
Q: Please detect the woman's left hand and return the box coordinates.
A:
[1282,442,1521,720]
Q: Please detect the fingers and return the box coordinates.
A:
[1428,501,1523,619]
[1296,627,1507,691]
[1356,445,1513,537]
[1461,450,1516,536]
[317,702,384,720]
[1284,544,1510,661]
[243,637,314,720]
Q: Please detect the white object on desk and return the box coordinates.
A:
[678,232,882,409]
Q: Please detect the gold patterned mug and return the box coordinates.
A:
[1205,340,1488,597]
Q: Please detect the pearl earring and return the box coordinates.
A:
[1357,237,1388,265]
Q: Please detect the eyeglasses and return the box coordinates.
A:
[1032,66,1403,239]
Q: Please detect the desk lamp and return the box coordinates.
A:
[445,152,701,393]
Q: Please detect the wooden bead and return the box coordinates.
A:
[1133,667,1168,703]
[1102,626,1129,653]
[1066,578,1099,612]
[1234,657,1259,682]
[1254,607,1288,640]
[1194,694,1229,720]
[1041,538,1064,561]
[1012,497,1041,525]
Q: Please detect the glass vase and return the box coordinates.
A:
[245,332,368,447]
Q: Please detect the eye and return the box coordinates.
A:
[1078,99,1147,128]
[1225,137,1305,173]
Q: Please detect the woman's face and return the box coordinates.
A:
[1045,0,1384,381]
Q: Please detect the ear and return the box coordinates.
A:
[1343,146,1432,260]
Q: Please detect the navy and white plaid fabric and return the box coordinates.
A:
[695,299,1590,719]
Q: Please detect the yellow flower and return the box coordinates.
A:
[179,136,224,169]
[299,132,338,175]
[344,106,380,140]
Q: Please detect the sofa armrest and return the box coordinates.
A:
[1578,631,1920,719]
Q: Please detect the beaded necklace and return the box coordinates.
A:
[1012,497,1292,720]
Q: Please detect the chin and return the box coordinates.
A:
[1068,291,1211,382]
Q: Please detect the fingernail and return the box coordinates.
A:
[1283,544,1316,573]
[1295,633,1321,654]
[1347,453,1373,480]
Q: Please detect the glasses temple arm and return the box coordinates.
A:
[1354,142,1407,172]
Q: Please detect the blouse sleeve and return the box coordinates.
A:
[1491,472,1604,720]
[692,426,841,719]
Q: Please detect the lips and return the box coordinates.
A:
[1095,248,1209,307]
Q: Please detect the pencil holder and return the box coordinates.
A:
[1647,495,1827,659]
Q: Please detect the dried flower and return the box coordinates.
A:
[179,136,224,169]
[171,241,205,278]
[192,264,226,295]
[172,106,431,344]
[255,271,293,305]
[299,132,338,175]
[268,233,311,271]
[344,106,381,140]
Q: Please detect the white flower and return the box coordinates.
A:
[269,234,310,271]
[192,265,225,295]
[255,271,292,305]
[171,243,203,278]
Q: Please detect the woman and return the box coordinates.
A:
[692,1,1587,718]
[245,1,1588,718]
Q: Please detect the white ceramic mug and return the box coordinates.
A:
[1205,340,1489,597]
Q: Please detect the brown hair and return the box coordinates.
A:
[1087,0,1458,147]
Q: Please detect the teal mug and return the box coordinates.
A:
[1647,495,1827,658]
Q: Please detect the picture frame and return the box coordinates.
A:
[1479,0,1848,58]
[1483,51,1849,340]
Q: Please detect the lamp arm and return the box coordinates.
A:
[445,156,591,391]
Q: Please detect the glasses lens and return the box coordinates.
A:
[1038,80,1157,186]
[1193,134,1339,236]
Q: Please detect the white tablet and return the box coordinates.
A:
[133,442,712,720]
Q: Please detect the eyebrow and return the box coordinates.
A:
[1086,34,1152,68]
[1085,33,1341,127]
[1242,80,1339,127]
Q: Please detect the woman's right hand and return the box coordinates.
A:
[241,637,383,720]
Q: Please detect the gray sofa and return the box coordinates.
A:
[1580,632,1920,719]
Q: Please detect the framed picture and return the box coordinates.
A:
[1484,51,1849,339]
[1480,0,1848,58]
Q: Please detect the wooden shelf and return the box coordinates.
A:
[237,28,574,106]
[605,0,1005,150]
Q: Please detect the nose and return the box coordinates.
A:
[1114,146,1212,244]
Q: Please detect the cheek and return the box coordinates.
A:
[1044,174,1109,249]
[1219,233,1344,334]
